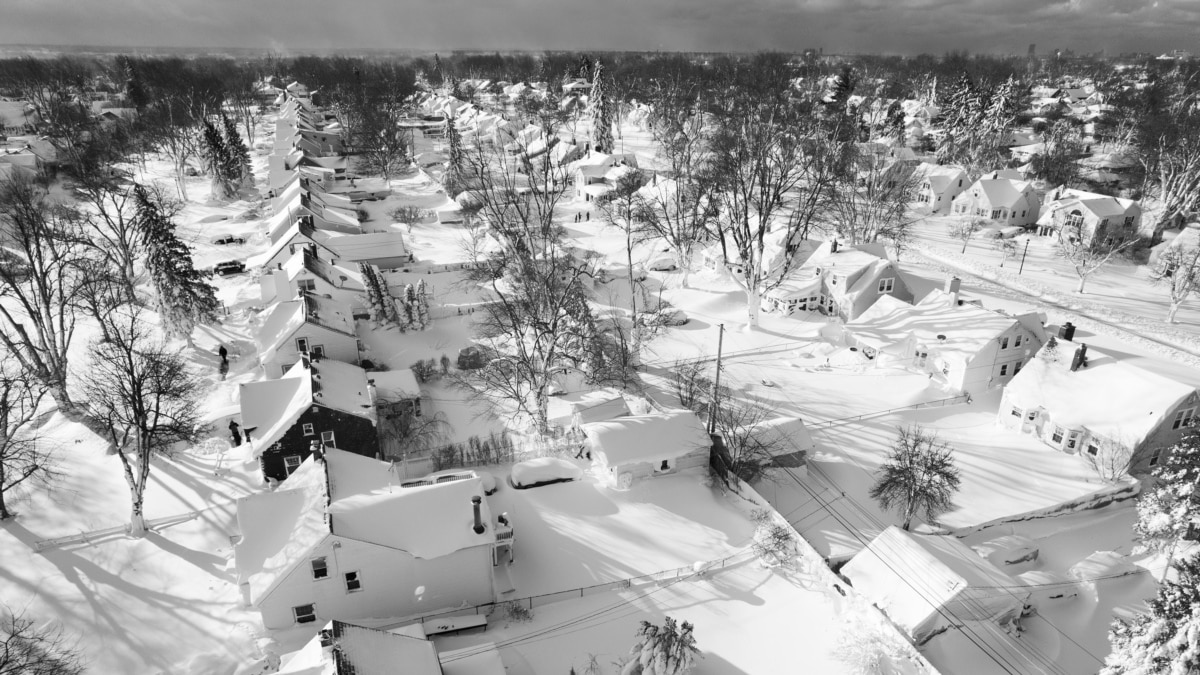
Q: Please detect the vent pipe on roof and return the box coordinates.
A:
[1070,343,1088,372]
[471,496,485,534]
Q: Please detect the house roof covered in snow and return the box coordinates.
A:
[326,473,493,559]
[912,163,966,194]
[583,410,711,466]
[234,456,331,602]
[1004,339,1196,445]
[370,368,421,402]
[318,231,409,262]
[841,526,1028,644]
[847,290,1044,363]
[283,248,365,291]
[239,361,313,455]
[255,294,357,365]
[253,220,334,269]
[967,176,1034,210]
[307,358,377,419]
[278,620,443,675]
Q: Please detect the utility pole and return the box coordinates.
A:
[708,323,725,434]
[1018,239,1031,275]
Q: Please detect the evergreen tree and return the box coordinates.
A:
[985,75,1025,134]
[359,263,387,325]
[201,119,236,200]
[134,185,220,340]
[415,278,430,328]
[375,266,402,328]
[1134,425,1200,566]
[221,113,252,188]
[589,61,614,154]
[621,616,698,675]
[1101,555,1200,675]
[444,118,464,196]
[403,283,419,329]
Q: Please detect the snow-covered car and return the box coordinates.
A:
[457,344,498,370]
[410,469,498,495]
[211,235,246,245]
[646,255,678,272]
[661,308,689,326]
[973,535,1038,566]
[597,265,648,283]
[510,457,584,489]
[212,261,246,276]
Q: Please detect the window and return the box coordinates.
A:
[991,208,1003,220]
[1173,408,1196,430]
[1124,215,1135,227]
[1065,210,1084,231]
[311,344,325,359]
[1014,361,1023,375]
[296,337,310,353]
[294,604,317,624]
[914,351,928,367]
[1000,364,1009,376]
[344,571,362,592]
[1086,442,1100,457]
[1150,448,1164,467]
[1067,431,1080,449]
[1026,411,1037,421]
[1000,337,1010,349]
[1010,407,1022,418]
[1021,210,1026,218]
[1014,335,1023,348]
[298,279,317,292]
[302,423,315,436]
[878,277,894,294]
[1052,426,1065,443]
[660,460,670,471]
[311,557,328,579]
[321,431,336,447]
[284,455,302,474]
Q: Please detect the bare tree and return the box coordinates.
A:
[869,425,961,530]
[1150,241,1200,323]
[0,364,53,520]
[1055,220,1137,294]
[0,607,84,675]
[711,396,786,485]
[826,145,920,248]
[633,176,717,289]
[79,309,207,535]
[1084,434,1135,483]
[670,359,712,413]
[0,176,86,414]
[948,218,985,254]
[377,401,451,459]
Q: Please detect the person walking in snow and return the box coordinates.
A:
[229,420,242,447]
[218,344,228,365]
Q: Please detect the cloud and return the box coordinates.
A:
[0,0,1196,54]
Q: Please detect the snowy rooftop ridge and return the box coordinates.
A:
[1005,339,1197,444]
[583,410,710,466]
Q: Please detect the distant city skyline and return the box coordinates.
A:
[2,0,1198,57]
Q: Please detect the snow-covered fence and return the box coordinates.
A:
[951,476,1141,537]
[372,549,757,633]
[806,394,970,430]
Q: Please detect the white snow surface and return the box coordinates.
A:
[582,410,710,466]
[510,457,584,487]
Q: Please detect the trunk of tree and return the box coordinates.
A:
[746,286,761,328]
[679,264,691,290]
[1077,275,1088,293]
[47,380,75,417]
[961,239,969,254]
[1169,301,1182,324]
[0,459,9,520]
[534,388,550,437]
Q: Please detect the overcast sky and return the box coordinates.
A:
[2,0,1198,55]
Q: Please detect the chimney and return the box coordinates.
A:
[471,496,485,534]
[1070,343,1088,371]
[944,276,961,297]
[830,239,839,253]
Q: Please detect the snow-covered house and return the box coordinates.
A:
[255,218,338,272]
[1035,185,1142,242]
[910,163,968,214]
[582,411,711,489]
[276,620,508,675]
[233,449,500,630]
[239,358,380,482]
[569,152,639,202]
[260,248,368,315]
[951,172,1040,228]
[319,231,413,270]
[842,526,1031,645]
[255,293,360,378]
[762,241,914,321]
[998,339,1199,474]
[843,281,1047,396]
[547,387,630,432]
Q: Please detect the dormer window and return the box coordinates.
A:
[298,279,317,292]
[878,278,894,293]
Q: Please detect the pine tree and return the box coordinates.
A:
[986,75,1025,135]
[221,113,252,188]
[134,185,220,340]
[377,268,402,328]
[621,617,698,675]
[201,119,235,200]
[589,61,614,154]
[403,283,419,329]
[1101,556,1200,675]
[1134,426,1200,565]
[359,263,386,325]
[415,279,430,328]
[444,119,464,196]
